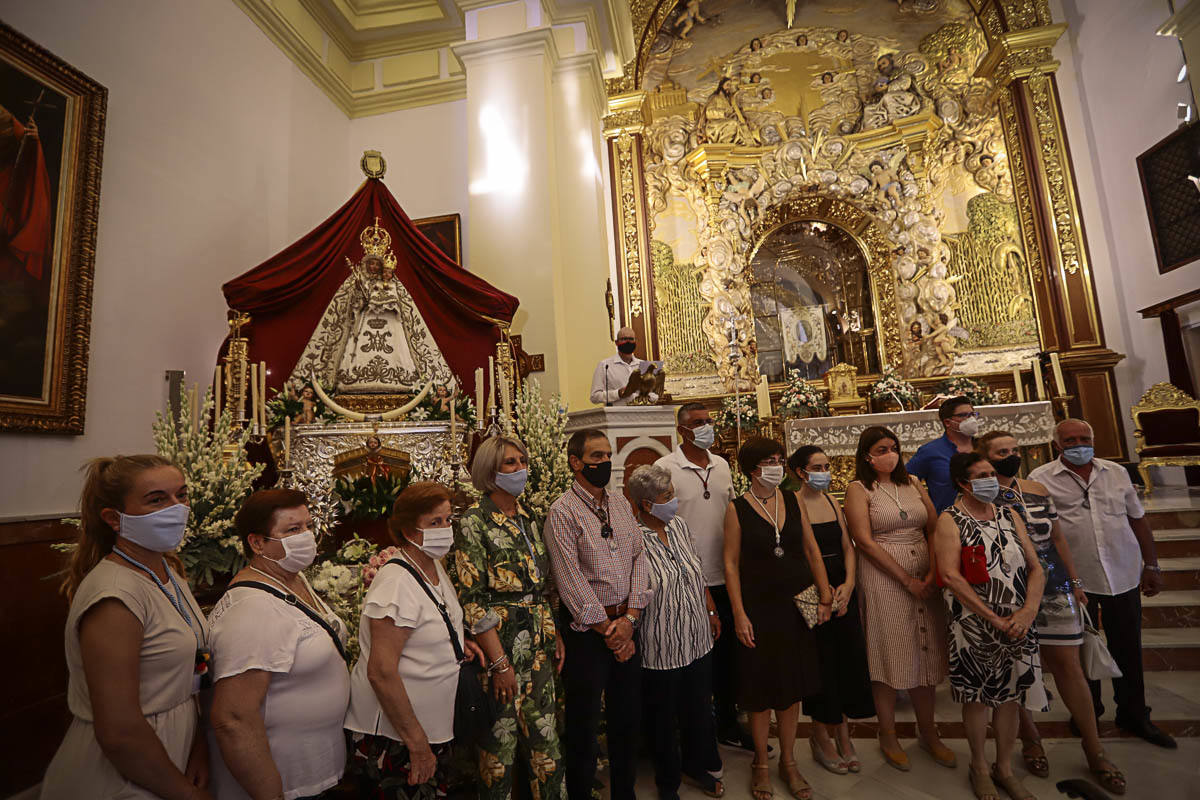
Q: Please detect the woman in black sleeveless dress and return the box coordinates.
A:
[788,445,875,776]
[723,437,831,800]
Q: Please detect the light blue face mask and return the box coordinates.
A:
[805,471,832,491]
[648,497,679,523]
[1062,446,1094,467]
[969,476,1000,503]
[494,468,528,496]
[118,503,190,552]
[690,424,715,450]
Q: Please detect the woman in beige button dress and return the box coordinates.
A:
[41,455,213,800]
[844,426,953,774]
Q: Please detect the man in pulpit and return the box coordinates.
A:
[291,219,456,395]
[590,326,659,406]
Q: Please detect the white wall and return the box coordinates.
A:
[1053,0,1200,457]
[0,0,467,517]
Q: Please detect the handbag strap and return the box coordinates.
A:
[386,558,466,662]
[232,581,346,661]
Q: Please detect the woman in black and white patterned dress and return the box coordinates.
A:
[627,465,724,800]
[935,452,1046,800]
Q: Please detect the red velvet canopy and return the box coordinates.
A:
[221,178,517,396]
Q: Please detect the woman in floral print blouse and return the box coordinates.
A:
[450,435,566,800]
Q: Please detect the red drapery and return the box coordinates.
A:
[221,178,517,395]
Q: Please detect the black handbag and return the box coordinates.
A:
[387,558,496,746]
[233,581,347,661]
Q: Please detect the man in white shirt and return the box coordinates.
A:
[590,327,658,406]
[654,403,756,751]
[1029,418,1174,748]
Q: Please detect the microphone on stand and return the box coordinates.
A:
[605,364,612,407]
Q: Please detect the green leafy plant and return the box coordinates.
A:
[869,366,920,410]
[406,385,477,427]
[935,375,1000,407]
[777,370,830,418]
[713,395,758,433]
[265,381,340,429]
[333,473,410,521]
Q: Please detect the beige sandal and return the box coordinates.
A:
[990,764,1036,800]
[750,762,773,800]
[970,766,1000,800]
[1086,751,1126,796]
[778,760,813,800]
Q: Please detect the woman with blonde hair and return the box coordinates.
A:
[42,455,213,800]
[449,435,564,800]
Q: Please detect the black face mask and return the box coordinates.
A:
[617,341,637,355]
[991,454,1022,478]
[581,460,612,488]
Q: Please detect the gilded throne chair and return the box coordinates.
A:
[1131,382,1200,495]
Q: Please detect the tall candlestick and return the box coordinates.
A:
[1050,352,1066,397]
[1011,365,1025,404]
[283,417,291,466]
[1030,358,1045,401]
[250,363,260,434]
[500,364,513,429]
[487,356,496,414]
[260,361,268,432]
[190,384,199,433]
[450,391,458,446]
[756,374,772,419]
[474,367,484,429]
[214,365,222,424]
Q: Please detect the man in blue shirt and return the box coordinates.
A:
[906,396,981,513]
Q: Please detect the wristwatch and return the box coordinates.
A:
[1069,577,1084,589]
[623,612,640,630]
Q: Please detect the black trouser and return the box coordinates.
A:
[563,622,642,800]
[644,653,722,799]
[1085,587,1146,720]
[707,585,739,735]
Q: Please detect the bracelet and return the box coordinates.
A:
[1069,578,1084,588]
[1144,565,1162,573]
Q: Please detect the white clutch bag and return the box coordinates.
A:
[793,585,821,628]
[1080,606,1122,680]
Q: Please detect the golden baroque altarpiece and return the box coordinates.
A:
[602,0,1129,457]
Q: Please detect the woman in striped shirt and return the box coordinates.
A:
[627,465,724,800]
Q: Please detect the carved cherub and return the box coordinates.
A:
[674,0,707,40]
[723,168,768,230]
[866,151,906,207]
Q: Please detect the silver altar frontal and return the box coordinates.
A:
[783,401,1057,457]
[281,420,459,531]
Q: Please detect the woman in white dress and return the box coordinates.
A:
[344,482,484,799]
[208,489,351,800]
[42,455,212,800]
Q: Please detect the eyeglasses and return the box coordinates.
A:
[951,411,980,420]
[760,457,786,466]
[683,419,713,428]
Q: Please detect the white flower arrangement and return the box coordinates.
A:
[714,395,758,433]
[935,375,1000,406]
[306,535,388,663]
[777,370,830,418]
[152,389,264,587]
[869,366,920,410]
[515,379,572,525]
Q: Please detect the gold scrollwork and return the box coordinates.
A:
[615,133,646,318]
[1026,72,1081,277]
[996,91,1044,285]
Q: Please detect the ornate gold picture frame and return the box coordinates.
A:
[0,22,105,434]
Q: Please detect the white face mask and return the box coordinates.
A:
[414,526,454,559]
[958,416,982,437]
[118,504,189,552]
[264,530,317,573]
[758,464,785,488]
[690,424,715,450]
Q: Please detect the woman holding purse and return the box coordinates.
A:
[935,453,1046,800]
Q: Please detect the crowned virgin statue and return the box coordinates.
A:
[290,219,455,395]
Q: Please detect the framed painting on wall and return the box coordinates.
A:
[414,213,462,266]
[0,22,106,434]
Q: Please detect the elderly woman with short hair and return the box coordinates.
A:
[208,489,350,800]
[628,464,724,800]
[448,435,565,800]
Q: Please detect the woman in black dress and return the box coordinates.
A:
[788,445,875,776]
[723,437,832,800]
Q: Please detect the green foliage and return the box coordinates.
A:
[333,473,410,521]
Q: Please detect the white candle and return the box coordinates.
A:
[1012,365,1025,403]
[250,363,260,433]
[214,365,222,423]
[260,361,268,431]
[1050,352,1066,397]
[190,384,199,433]
[474,367,484,428]
[756,375,772,418]
[1030,358,1046,401]
[450,390,458,445]
[487,356,496,413]
[284,417,291,465]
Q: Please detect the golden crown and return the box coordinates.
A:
[359,217,397,271]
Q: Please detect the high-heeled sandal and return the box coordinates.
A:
[878,730,911,772]
[809,737,847,775]
[836,740,861,773]
[778,760,813,800]
[750,762,773,800]
[990,764,1036,800]
[1085,751,1126,796]
[918,737,958,768]
[1021,739,1049,778]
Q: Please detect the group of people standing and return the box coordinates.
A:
[40,396,1174,800]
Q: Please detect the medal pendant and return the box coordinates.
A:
[703,490,711,499]
[899,510,909,520]
[773,546,785,558]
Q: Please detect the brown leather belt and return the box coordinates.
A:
[604,602,629,619]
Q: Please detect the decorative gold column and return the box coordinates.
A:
[976,6,1127,457]
[603,90,656,351]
